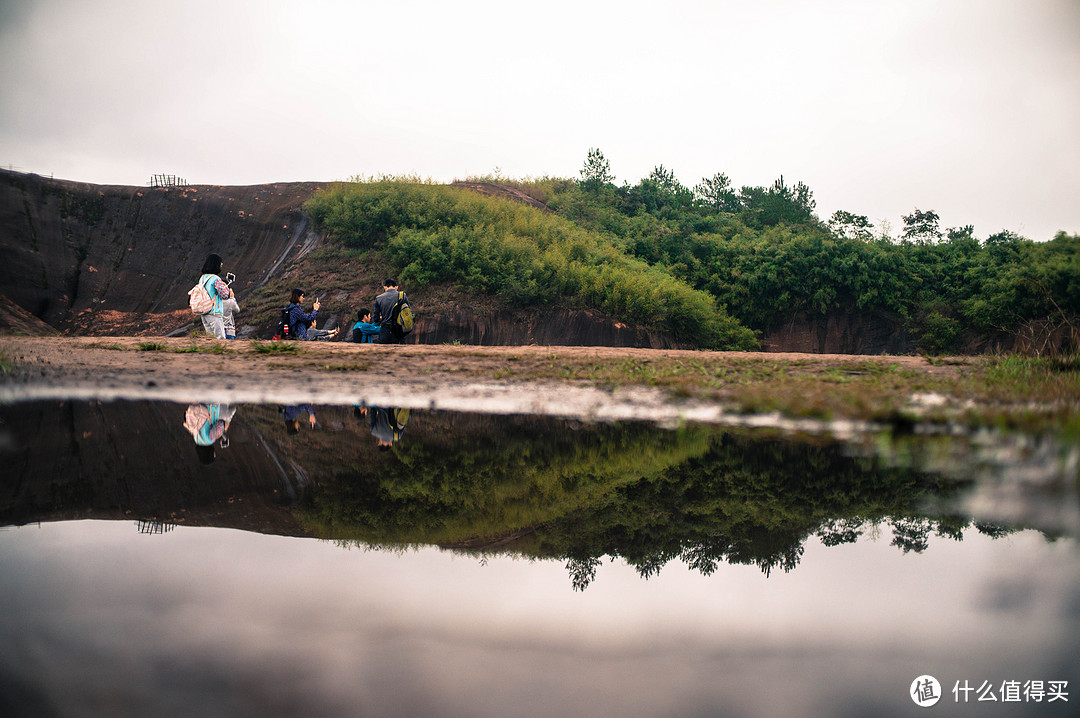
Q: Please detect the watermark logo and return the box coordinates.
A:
[910,676,1069,706]
[911,675,942,707]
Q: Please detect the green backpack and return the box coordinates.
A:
[391,292,414,336]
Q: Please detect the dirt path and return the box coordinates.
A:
[1,337,961,428]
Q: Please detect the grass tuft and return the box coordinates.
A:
[251,340,302,355]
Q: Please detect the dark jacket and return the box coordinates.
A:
[372,288,400,327]
[287,303,318,340]
[370,407,409,444]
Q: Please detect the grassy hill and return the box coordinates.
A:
[302,179,758,350]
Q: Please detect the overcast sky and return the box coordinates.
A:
[1,0,1078,241]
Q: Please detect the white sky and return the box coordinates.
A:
[1,0,1078,241]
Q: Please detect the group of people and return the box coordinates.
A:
[188,256,413,464]
[283,279,408,343]
[283,404,410,449]
[196,253,410,344]
[184,402,410,464]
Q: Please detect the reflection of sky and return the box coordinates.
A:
[1,521,1077,718]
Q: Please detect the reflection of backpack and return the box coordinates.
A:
[183,404,211,435]
[273,305,294,340]
[391,408,411,440]
[188,276,215,315]
[391,292,414,336]
[380,407,410,441]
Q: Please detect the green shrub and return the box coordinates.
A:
[306,179,756,349]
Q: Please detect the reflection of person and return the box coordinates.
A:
[357,406,410,449]
[197,254,234,339]
[371,279,406,344]
[282,404,317,434]
[183,403,236,464]
[287,289,338,341]
[350,310,380,343]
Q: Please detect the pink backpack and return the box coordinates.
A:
[188,276,215,315]
[183,404,211,435]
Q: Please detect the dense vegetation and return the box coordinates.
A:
[522,151,1080,355]
[305,179,756,350]
[305,152,1080,354]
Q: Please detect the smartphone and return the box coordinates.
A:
[225,272,235,285]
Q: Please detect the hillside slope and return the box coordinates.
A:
[0,170,949,352]
[0,171,689,347]
[0,169,324,333]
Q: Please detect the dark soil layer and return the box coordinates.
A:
[0,169,324,332]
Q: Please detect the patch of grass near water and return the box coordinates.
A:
[251,340,302,355]
[478,352,1077,434]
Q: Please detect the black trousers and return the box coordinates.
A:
[377,325,401,344]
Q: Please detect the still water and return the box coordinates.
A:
[1,400,1078,717]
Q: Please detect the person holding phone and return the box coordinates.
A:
[196,253,234,339]
[285,288,338,340]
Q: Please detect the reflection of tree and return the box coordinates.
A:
[566,556,601,593]
[890,517,933,553]
[974,522,1014,540]
[297,414,710,545]
[525,433,989,589]
[278,411,1027,591]
[818,518,864,547]
[889,516,1017,555]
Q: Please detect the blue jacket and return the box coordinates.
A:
[282,404,315,422]
[351,320,380,343]
[200,274,232,315]
[287,303,318,340]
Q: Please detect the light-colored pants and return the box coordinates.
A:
[201,313,226,339]
[222,297,240,338]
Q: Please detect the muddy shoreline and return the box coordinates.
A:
[0,337,957,429]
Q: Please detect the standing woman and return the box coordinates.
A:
[197,253,234,339]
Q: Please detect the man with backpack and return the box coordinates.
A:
[371,278,412,344]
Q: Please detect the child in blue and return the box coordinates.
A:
[350,310,380,343]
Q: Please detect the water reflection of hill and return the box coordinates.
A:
[3,400,1071,589]
[0,400,312,534]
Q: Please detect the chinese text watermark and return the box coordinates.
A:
[911,676,1068,707]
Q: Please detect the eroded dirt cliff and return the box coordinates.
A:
[1,169,324,332]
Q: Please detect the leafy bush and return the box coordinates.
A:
[305,179,757,349]
[306,157,1080,354]
[515,154,1079,353]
